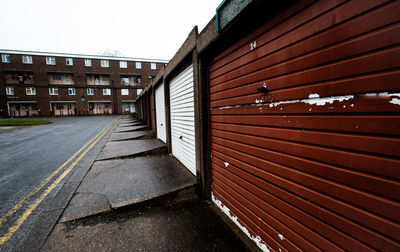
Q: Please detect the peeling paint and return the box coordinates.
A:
[303,95,354,106]
[251,94,354,108]
[361,92,400,97]
[224,162,229,167]
[269,99,301,107]
[389,98,400,106]
[217,92,400,110]
[212,193,270,252]
[308,93,320,99]
[217,105,242,110]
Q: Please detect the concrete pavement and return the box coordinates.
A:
[96,139,167,161]
[14,115,250,252]
[109,130,154,142]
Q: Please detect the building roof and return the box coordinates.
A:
[0,49,169,63]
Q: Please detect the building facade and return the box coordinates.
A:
[0,50,167,117]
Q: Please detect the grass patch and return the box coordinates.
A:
[0,119,52,126]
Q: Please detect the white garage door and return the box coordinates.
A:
[169,64,196,175]
[155,82,166,143]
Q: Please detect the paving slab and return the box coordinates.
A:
[117,120,135,125]
[118,122,144,127]
[42,201,250,252]
[109,130,154,141]
[61,155,197,221]
[114,125,149,133]
[96,139,166,161]
[60,193,111,222]
[118,118,138,123]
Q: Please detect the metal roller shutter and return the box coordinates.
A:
[155,83,166,143]
[209,1,400,251]
[170,64,196,175]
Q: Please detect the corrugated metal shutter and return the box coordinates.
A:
[209,1,400,251]
[155,83,166,142]
[170,64,196,175]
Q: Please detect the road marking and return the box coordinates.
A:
[0,116,120,247]
[0,116,119,228]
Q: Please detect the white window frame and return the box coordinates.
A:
[49,87,59,95]
[103,88,111,95]
[46,56,56,65]
[6,87,14,95]
[85,59,92,67]
[101,60,109,68]
[26,87,36,95]
[151,63,156,70]
[68,88,76,96]
[119,61,127,68]
[135,62,142,69]
[2,54,10,63]
[121,89,129,96]
[22,55,33,64]
[66,58,73,66]
[87,88,94,95]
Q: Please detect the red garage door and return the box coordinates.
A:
[209,1,400,251]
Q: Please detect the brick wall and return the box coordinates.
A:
[0,51,166,117]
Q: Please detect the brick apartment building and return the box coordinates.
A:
[0,49,168,117]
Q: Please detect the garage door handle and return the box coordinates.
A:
[179,136,183,140]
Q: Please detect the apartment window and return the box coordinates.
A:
[103,88,111,95]
[5,71,34,84]
[49,88,59,95]
[120,61,127,68]
[137,89,142,96]
[53,74,61,81]
[101,60,109,67]
[86,74,110,85]
[85,59,92,67]
[6,87,14,95]
[135,62,142,69]
[121,89,129,95]
[48,73,74,85]
[26,87,36,95]
[121,77,129,85]
[22,55,33,64]
[46,57,56,65]
[66,58,73,66]
[87,88,94,95]
[2,54,10,63]
[68,88,76,96]
[151,63,156,70]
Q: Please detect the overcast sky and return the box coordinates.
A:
[0,0,220,60]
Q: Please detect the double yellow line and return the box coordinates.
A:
[0,116,120,247]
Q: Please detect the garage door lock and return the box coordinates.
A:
[257,86,267,92]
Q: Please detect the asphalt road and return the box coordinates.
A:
[0,115,118,251]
